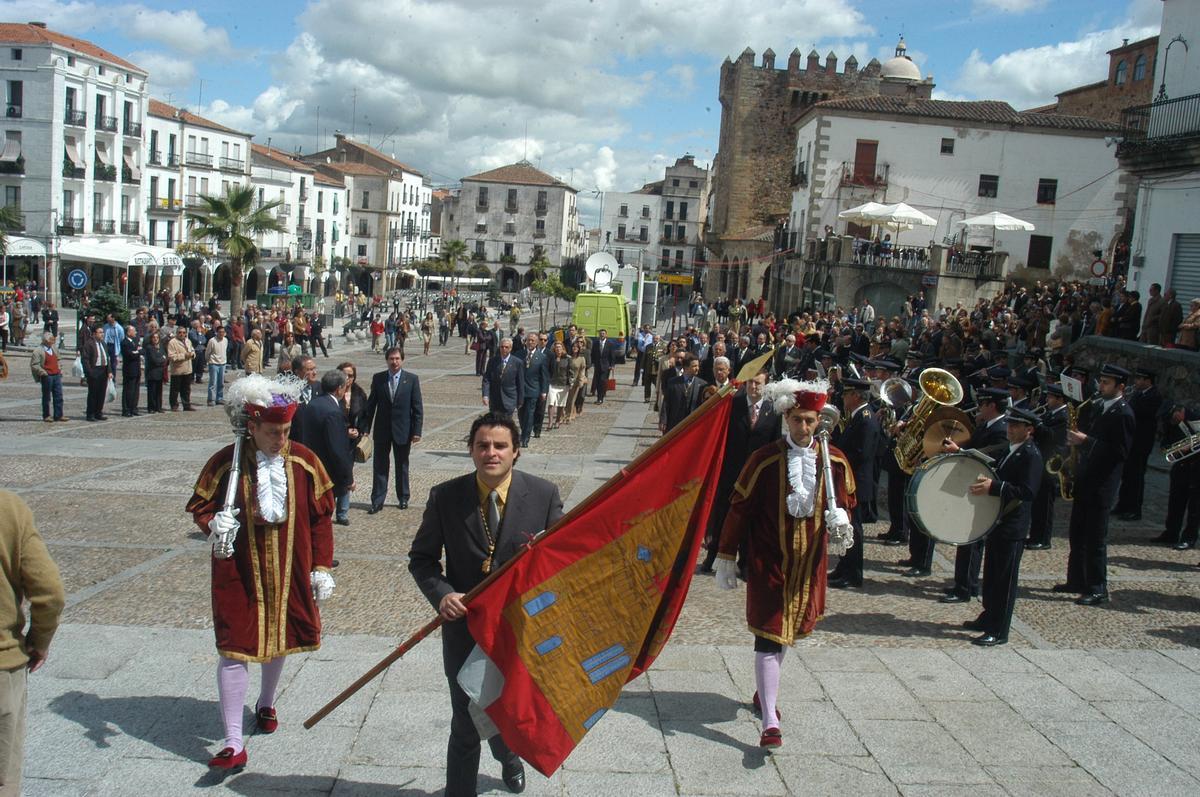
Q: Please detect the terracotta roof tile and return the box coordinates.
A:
[317,161,388,177]
[809,95,1124,133]
[251,144,315,172]
[0,22,144,73]
[464,160,574,189]
[148,98,250,137]
[314,172,345,188]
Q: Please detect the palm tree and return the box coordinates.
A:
[186,185,285,317]
[440,239,469,292]
[0,204,23,257]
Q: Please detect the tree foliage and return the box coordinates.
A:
[85,284,130,324]
[186,185,285,316]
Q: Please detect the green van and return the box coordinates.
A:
[571,292,632,362]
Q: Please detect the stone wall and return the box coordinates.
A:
[1066,336,1200,405]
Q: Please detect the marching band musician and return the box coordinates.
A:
[1058,364,1136,606]
[829,376,883,589]
[1027,384,1069,550]
[961,407,1044,646]
[1156,405,1200,550]
[186,375,336,770]
[1007,375,1034,411]
[936,388,1011,602]
[1113,368,1163,522]
[715,378,856,749]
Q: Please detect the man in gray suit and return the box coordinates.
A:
[515,334,549,447]
[482,337,524,419]
[409,413,564,797]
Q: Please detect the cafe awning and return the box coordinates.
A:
[58,239,183,271]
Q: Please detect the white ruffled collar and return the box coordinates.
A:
[784,433,818,519]
[254,449,288,523]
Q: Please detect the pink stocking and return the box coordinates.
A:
[754,651,784,731]
[258,657,285,710]
[216,656,249,753]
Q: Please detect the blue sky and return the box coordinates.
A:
[7,0,1160,220]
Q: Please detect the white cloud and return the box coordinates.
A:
[132,51,196,97]
[973,0,1047,13]
[666,65,697,95]
[122,7,233,58]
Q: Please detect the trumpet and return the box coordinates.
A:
[1166,433,1200,464]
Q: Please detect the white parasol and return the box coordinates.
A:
[866,202,938,228]
[837,202,888,225]
[954,211,1035,250]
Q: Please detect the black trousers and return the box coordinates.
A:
[1028,472,1057,546]
[443,623,517,797]
[593,368,610,401]
[980,534,1025,639]
[85,373,107,418]
[532,395,546,436]
[1165,460,1200,544]
[169,374,192,409]
[146,379,163,412]
[1066,487,1114,594]
[886,465,909,540]
[519,398,537,445]
[309,333,328,358]
[909,529,936,572]
[371,438,411,507]
[632,350,644,384]
[121,374,140,415]
[1115,443,1153,514]
[949,540,984,598]
[644,374,655,402]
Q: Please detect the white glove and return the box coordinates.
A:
[207,509,240,559]
[714,557,740,590]
[824,508,855,552]
[311,570,335,603]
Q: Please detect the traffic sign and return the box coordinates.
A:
[1090,259,1108,278]
[67,269,89,290]
[657,273,692,286]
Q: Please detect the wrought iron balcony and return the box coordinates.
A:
[121,165,139,184]
[219,156,244,172]
[505,201,519,212]
[1118,92,1200,164]
[64,158,86,179]
[5,104,20,118]
[64,108,86,126]
[168,152,180,167]
[94,163,116,181]
[97,115,118,133]
[57,218,80,235]
[150,197,182,213]
[121,220,140,235]
[839,161,889,189]
[185,193,206,208]
[148,149,162,165]
[535,203,548,216]
[185,151,213,167]
[0,156,24,175]
[353,227,372,238]
[93,219,115,234]
[149,237,177,248]
[124,120,142,137]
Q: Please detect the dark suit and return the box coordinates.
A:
[482,354,523,418]
[120,337,143,416]
[591,337,615,401]
[364,368,424,508]
[291,393,354,492]
[937,416,1009,596]
[1114,385,1163,517]
[82,337,109,420]
[978,439,1043,639]
[408,470,564,797]
[831,403,883,583]
[1029,404,1068,547]
[1066,396,1135,595]
[660,374,707,432]
[516,347,549,446]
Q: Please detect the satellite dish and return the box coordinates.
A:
[584,252,617,293]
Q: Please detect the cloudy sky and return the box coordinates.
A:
[6,0,1161,221]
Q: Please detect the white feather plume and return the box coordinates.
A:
[765,377,831,415]
[224,374,305,425]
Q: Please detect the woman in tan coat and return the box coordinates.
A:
[242,329,264,374]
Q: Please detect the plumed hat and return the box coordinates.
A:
[765,377,829,415]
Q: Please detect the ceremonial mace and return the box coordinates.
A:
[817,404,851,552]
[213,406,247,559]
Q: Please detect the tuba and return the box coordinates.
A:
[895,368,965,474]
[874,376,914,434]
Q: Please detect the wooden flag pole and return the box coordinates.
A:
[303,385,738,730]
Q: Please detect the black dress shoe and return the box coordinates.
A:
[828,574,862,589]
[1051,583,1084,594]
[971,633,1007,647]
[366,505,384,515]
[1173,541,1194,551]
[902,567,931,578]
[939,593,971,604]
[1024,542,1050,550]
[1076,592,1110,607]
[399,500,409,510]
[502,759,526,793]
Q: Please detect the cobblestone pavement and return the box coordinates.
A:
[3,318,1200,795]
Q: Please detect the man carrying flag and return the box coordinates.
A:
[409,413,564,797]
[715,378,855,749]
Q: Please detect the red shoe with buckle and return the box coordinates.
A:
[759,727,783,749]
[256,705,278,733]
[751,691,782,720]
[208,747,247,769]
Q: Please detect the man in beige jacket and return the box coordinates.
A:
[167,325,197,411]
[0,489,65,795]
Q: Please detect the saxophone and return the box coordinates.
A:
[1045,397,1095,501]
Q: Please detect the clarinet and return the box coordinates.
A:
[213,414,247,559]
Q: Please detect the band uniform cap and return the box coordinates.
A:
[1134,367,1155,380]
[1100,363,1131,383]
[1045,384,1066,397]
[987,366,1011,381]
[842,377,871,391]
[1006,406,1040,427]
[978,387,1010,403]
[1007,375,1034,390]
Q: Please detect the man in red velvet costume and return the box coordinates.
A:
[716,378,855,749]
[187,374,336,770]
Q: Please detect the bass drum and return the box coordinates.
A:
[906,452,1002,545]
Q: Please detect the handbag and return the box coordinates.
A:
[354,435,373,463]
[469,341,481,351]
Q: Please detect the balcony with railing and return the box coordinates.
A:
[94,162,116,182]
[505,201,519,212]
[148,149,162,165]
[219,156,244,173]
[274,203,292,218]
[353,226,372,238]
[5,104,20,118]
[149,197,182,213]
[57,218,80,235]
[0,155,24,175]
[535,202,548,216]
[296,221,311,235]
[1118,92,1200,169]
[93,219,115,234]
[64,108,86,126]
[122,165,139,184]
[124,120,142,137]
[185,193,206,208]
[149,237,177,248]
[790,165,809,188]
[120,220,140,235]
[839,161,888,189]
[299,185,309,201]
[185,151,213,167]
[168,152,180,167]
[476,199,489,210]
[97,115,118,133]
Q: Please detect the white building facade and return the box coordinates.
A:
[1119,0,1200,306]
[598,188,660,269]
[788,97,1130,277]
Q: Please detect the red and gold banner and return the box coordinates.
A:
[465,392,734,776]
